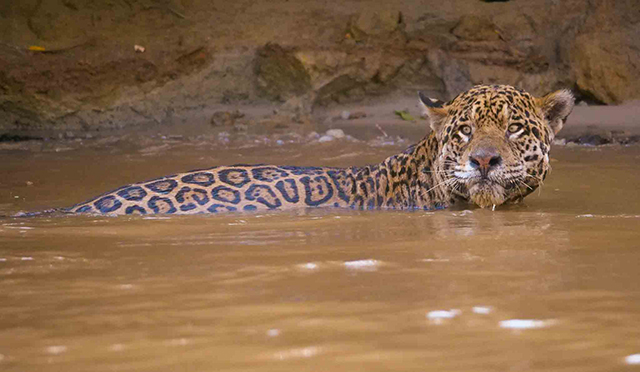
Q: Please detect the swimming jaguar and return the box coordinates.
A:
[27,84,575,216]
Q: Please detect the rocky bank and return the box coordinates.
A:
[0,0,639,134]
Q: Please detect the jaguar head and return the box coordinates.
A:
[419,84,574,208]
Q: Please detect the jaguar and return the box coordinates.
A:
[24,84,574,216]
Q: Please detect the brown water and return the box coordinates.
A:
[1,137,640,372]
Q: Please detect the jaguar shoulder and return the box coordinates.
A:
[33,84,576,216]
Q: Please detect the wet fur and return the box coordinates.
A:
[52,84,573,215]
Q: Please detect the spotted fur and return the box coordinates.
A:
[59,84,573,215]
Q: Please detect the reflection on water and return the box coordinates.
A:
[1,141,640,371]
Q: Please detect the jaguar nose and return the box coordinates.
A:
[469,147,502,177]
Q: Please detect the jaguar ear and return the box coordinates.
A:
[536,89,574,135]
[418,91,448,132]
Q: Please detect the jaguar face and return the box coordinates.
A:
[420,85,574,208]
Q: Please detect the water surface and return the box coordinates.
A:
[1,139,640,371]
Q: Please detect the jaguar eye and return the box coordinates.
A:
[459,125,472,135]
[508,124,522,134]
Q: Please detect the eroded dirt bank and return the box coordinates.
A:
[1,0,639,136]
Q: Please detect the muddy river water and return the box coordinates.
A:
[1,136,640,371]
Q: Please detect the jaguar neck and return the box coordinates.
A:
[350,133,451,210]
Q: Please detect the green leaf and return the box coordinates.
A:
[394,110,416,122]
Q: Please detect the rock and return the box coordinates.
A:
[292,11,409,105]
[349,111,367,119]
[281,95,313,115]
[565,130,614,146]
[349,9,402,40]
[426,50,473,100]
[315,74,362,104]
[259,95,314,126]
[451,15,500,42]
[210,110,245,126]
[335,110,367,121]
[577,134,612,146]
[570,28,640,104]
[279,94,314,124]
[255,43,312,102]
[217,131,230,145]
[325,129,345,138]
[317,135,335,143]
[232,123,248,132]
